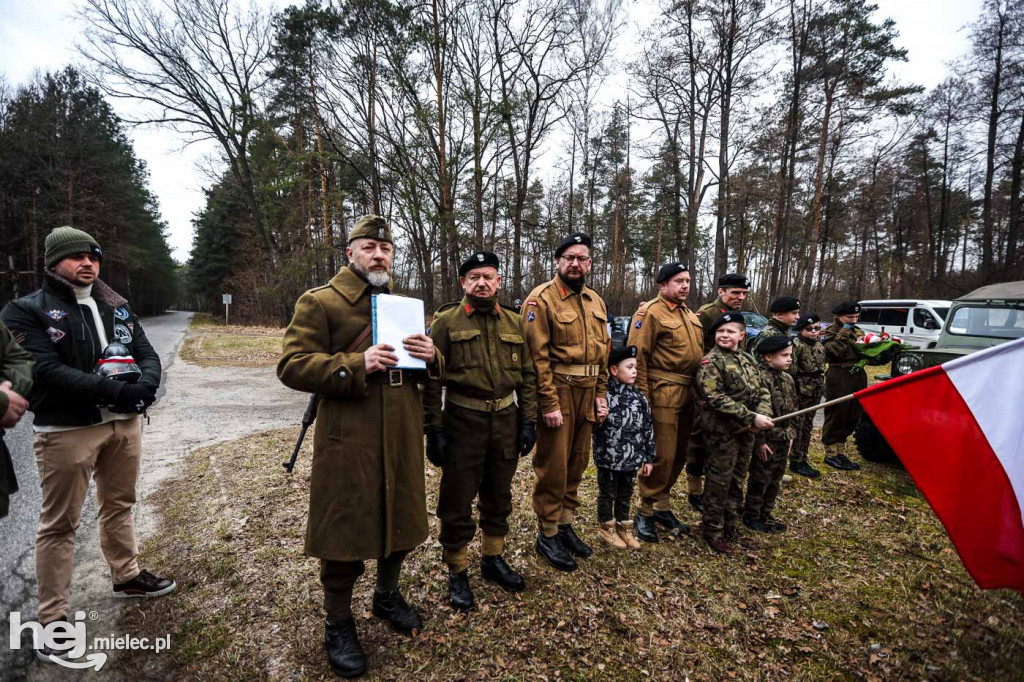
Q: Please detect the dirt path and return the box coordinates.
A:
[13,315,306,681]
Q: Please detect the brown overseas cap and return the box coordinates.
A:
[348,214,393,245]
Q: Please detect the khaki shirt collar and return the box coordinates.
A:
[329,266,383,305]
[461,295,499,317]
[554,274,590,301]
[658,292,689,311]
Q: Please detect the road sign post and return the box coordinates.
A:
[222,293,233,324]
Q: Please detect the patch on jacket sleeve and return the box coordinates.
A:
[527,311,536,322]
[114,324,133,344]
[45,309,68,321]
[46,327,66,344]
[113,306,130,321]
[634,319,642,329]
[701,357,711,365]
[13,331,26,344]
[526,300,538,306]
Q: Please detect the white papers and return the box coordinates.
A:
[372,294,427,370]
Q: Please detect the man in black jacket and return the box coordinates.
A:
[1,226,174,662]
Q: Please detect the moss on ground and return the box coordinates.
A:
[178,315,284,367]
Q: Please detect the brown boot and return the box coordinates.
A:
[597,520,627,549]
[704,535,734,555]
[724,526,755,549]
[616,521,642,550]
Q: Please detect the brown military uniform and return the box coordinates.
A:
[822,321,867,447]
[627,293,703,515]
[524,274,609,535]
[423,297,538,572]
[695,297,736,353]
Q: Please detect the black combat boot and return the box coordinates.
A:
[448,570,474,611]
[742,517,772,533]
[653,510,689,534]
[481,555,526,592]
[688,493,704,512]
[762,516,788,533]
[535,532,577,572]
[835,453,861,470]
[557,524,593,558]
[325,618,367,678]
[633,513,659,543]
[789,461,821,478]
[371,590,422,636]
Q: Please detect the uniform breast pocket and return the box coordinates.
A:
[658,317,684,345]
[449,329,484,368]
[590,308,608,343]
[498,333,524,370]
[554,311,582,346]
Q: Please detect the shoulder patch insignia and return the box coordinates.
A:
[13,331,26,344]
[635,310,646,317]
[114,324,133,344]
[46,327,66,344]
[113,306,130,321]
[701,357,711,365]
[527,311,536,322]
[526,300,538,306]
[634,319,643,329]
[45,309,68,321]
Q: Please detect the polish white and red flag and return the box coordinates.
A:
[855,336,1024,593]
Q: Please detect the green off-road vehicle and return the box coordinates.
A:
[854,280,1024,463]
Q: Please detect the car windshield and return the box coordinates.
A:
[743,312,768,328]
[946,304,1024,340]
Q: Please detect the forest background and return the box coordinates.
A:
[2,0,1024,322]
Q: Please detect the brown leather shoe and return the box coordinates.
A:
[724,526,755,549]
[616,521,642,550]
[704,535,734,554]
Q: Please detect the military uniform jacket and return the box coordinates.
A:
[423,296,538,429]
[627,294,703,413]
[592,379,655,472]
[749,318,790,357]
[696,346,772,433]
[695,297,736,353]
[792,335,825,399]
[524,275,610,417]
[822,322,865,366]
[277,266,444,562]
[755,364,797,445]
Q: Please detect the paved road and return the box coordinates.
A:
[0,311,192,679]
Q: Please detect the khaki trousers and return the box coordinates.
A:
[34,416,142,623]
[638,393,696,515]
[532,381,595,536]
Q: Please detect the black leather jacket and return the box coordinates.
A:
[0,272,161,427]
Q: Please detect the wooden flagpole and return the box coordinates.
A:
[733,393,858,434]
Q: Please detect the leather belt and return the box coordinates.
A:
[552,364,602,377]
[446,390,516,412]
[647,367,695,386]
[368,368,406,386]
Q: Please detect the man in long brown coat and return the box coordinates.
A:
[278,215,442,679]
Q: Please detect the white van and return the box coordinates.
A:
[856,299,952,349]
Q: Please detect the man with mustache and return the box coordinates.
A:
[423,251,537,611]
[523,233,610,572]
[1,226,168,663]
[278,215,442,678]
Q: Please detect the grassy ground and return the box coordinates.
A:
[179,313,284,367]
[118,427,1023,680]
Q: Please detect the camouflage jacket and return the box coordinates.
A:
[592,379,655,472]
[755,363,797,445]
[748,318,791,359]
[697,346,772,433]
[792,335,825,400]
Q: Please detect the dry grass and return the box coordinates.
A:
[118,427,1023,681]
[179,314,284,367]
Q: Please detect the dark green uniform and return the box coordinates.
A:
[821,322,867,449]
[790,335,825,465]
[424,297,537,572]
[743,363,796,523]
[748,318,789,355]
[696,346,771,539]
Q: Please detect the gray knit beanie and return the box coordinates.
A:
[44,226,103,268]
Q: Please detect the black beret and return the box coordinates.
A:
[769,296,801,313]
[555,233,592,258]
[756,334,793,355]
[656,262,689,283]
[608,345,638,366]
[718,273,750,289]
[709,312,746,334]
[793,312,821,331]
[832,301,862,315]
[459,250,500,276]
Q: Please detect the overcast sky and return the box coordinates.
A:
[0,0,984,263]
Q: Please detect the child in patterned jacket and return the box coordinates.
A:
[592,345,655,549]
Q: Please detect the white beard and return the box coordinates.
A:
[365,270,390,287]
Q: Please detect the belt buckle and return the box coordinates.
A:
[388,368,404,387]
[486,398,499,412]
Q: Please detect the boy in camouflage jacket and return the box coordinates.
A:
[743,335,798,533]
[789,313,825,478]
[696,313,774,555]
[592,346,654,549]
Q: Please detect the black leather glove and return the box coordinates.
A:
[425,429,446,468]
[112,383,155,414]
[517,421,537,458]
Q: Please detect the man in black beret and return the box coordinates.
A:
[748,296,800,355]
[423,251,537,610]
[626,262,703,542]
[820,301,866,470]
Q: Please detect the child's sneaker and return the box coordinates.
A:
[597,521,627,549]
[616,521,642,550]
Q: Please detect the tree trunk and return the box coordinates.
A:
[800,83,834,302]
[981,11,1005,282]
